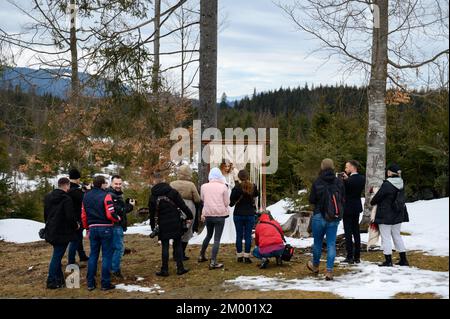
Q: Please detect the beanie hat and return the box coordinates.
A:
[69,168,81,180]
[178,165,193,180]
[387,163,401,175]
[321,158,335,171]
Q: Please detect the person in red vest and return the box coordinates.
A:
[253,211,285,269]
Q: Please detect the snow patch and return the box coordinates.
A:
[115,284,165,294]
[0,219,44,243]
[226,261,449,299]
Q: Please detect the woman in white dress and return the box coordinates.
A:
[219,160,237,242]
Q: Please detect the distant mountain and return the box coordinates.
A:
[0,67,106,99]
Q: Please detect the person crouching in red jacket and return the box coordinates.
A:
[253,212,285,269]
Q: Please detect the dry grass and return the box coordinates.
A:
[394,292,441,299]
[0,235,447,299]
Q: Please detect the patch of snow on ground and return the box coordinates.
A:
[226,261,449,299]
[0,219,44,243]
[115,284,164,294]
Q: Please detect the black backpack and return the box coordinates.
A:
[392,188,409,222]
[317,179,344,221]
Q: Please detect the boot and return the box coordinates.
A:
[209,260,224,270]
[307,261,319,274]
[379,254,393,267]
[325,270,333,281]
[176,267,189,276]
[259,258,269,269]
[243,253,252,264]
[396,252,409,266]
[101,284,116,291]
[236,252,244,263]
[156,269,170,277]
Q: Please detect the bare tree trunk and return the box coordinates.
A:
[69,0,80,107]
[152,0,161,94]
[180,5,185,100]
[361,0,389,227]
[198,0,218,187]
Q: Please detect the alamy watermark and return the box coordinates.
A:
[170,120,279,175]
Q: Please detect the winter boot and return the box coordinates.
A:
[379,254,393,267]
[236,252,244,263]
[156,269,170,277]
[101,284,116,291]
[325,270,334,281]
[396,252,410,266]
[259,258,269,269]
[307,260,319,274]
[176,267,189,276]
[243,253,252,264]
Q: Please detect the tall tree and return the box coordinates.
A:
[152,0,161,94]
[198,0,218,186]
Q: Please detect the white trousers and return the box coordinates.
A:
[379,223,407,255]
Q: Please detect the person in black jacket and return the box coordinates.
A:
[230,169,260,263]
[44,177,79,289]
[107,175,135,278]
[370,163,409,267]
[307,159,345,281]
[340,160,365,264]
[67,168,89,264]
[148,172,194,277]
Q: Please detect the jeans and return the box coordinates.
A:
[343,213,361,260]
[161,238,183,271]
[200,217,226,262]
[47,243,69,286]
[68,228,88,264]
[311,213,340,271]
[234,215,255,254]
[252,246,284,259]
[87,226,113,288]
[111,226,124,273]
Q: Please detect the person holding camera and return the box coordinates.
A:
[107,175,135,279]
[170,165,201,261]
[67,168,90,265]
[370,163,410,267]
[44,177,79,289]
[253,211,285,269]
[339,160,365,264]
[148,172,193,277]
[81,175,121,291]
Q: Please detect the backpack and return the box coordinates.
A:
[317,179,344,222]
[392,188,409,222]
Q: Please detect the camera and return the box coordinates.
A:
[149,226,160,238]
[336,172,346,179]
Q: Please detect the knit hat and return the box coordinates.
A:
[321,158,335,171]
[209,167,225,183]
[387,163,401,175]
[178,165,193,180]
[69,168,81,180]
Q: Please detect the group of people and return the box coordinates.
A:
[42,157,410,290]
[43,170,134,290]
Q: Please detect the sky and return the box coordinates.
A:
[0,0,447,99]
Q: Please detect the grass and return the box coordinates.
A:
[0,235,447,299]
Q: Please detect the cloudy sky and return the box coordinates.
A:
[1,0,446,99]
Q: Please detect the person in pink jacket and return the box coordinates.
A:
[198,167,230,269]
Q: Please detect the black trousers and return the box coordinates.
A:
[343,213,361,259]
[161,238,183,271]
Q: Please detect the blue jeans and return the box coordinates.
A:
[47,243,69,286]
[233,215,255,254]
[111,226,124,273]
[252,246,284,259]
[87,226,113,288]
[311,213,340,271]
[68,228,88,264]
